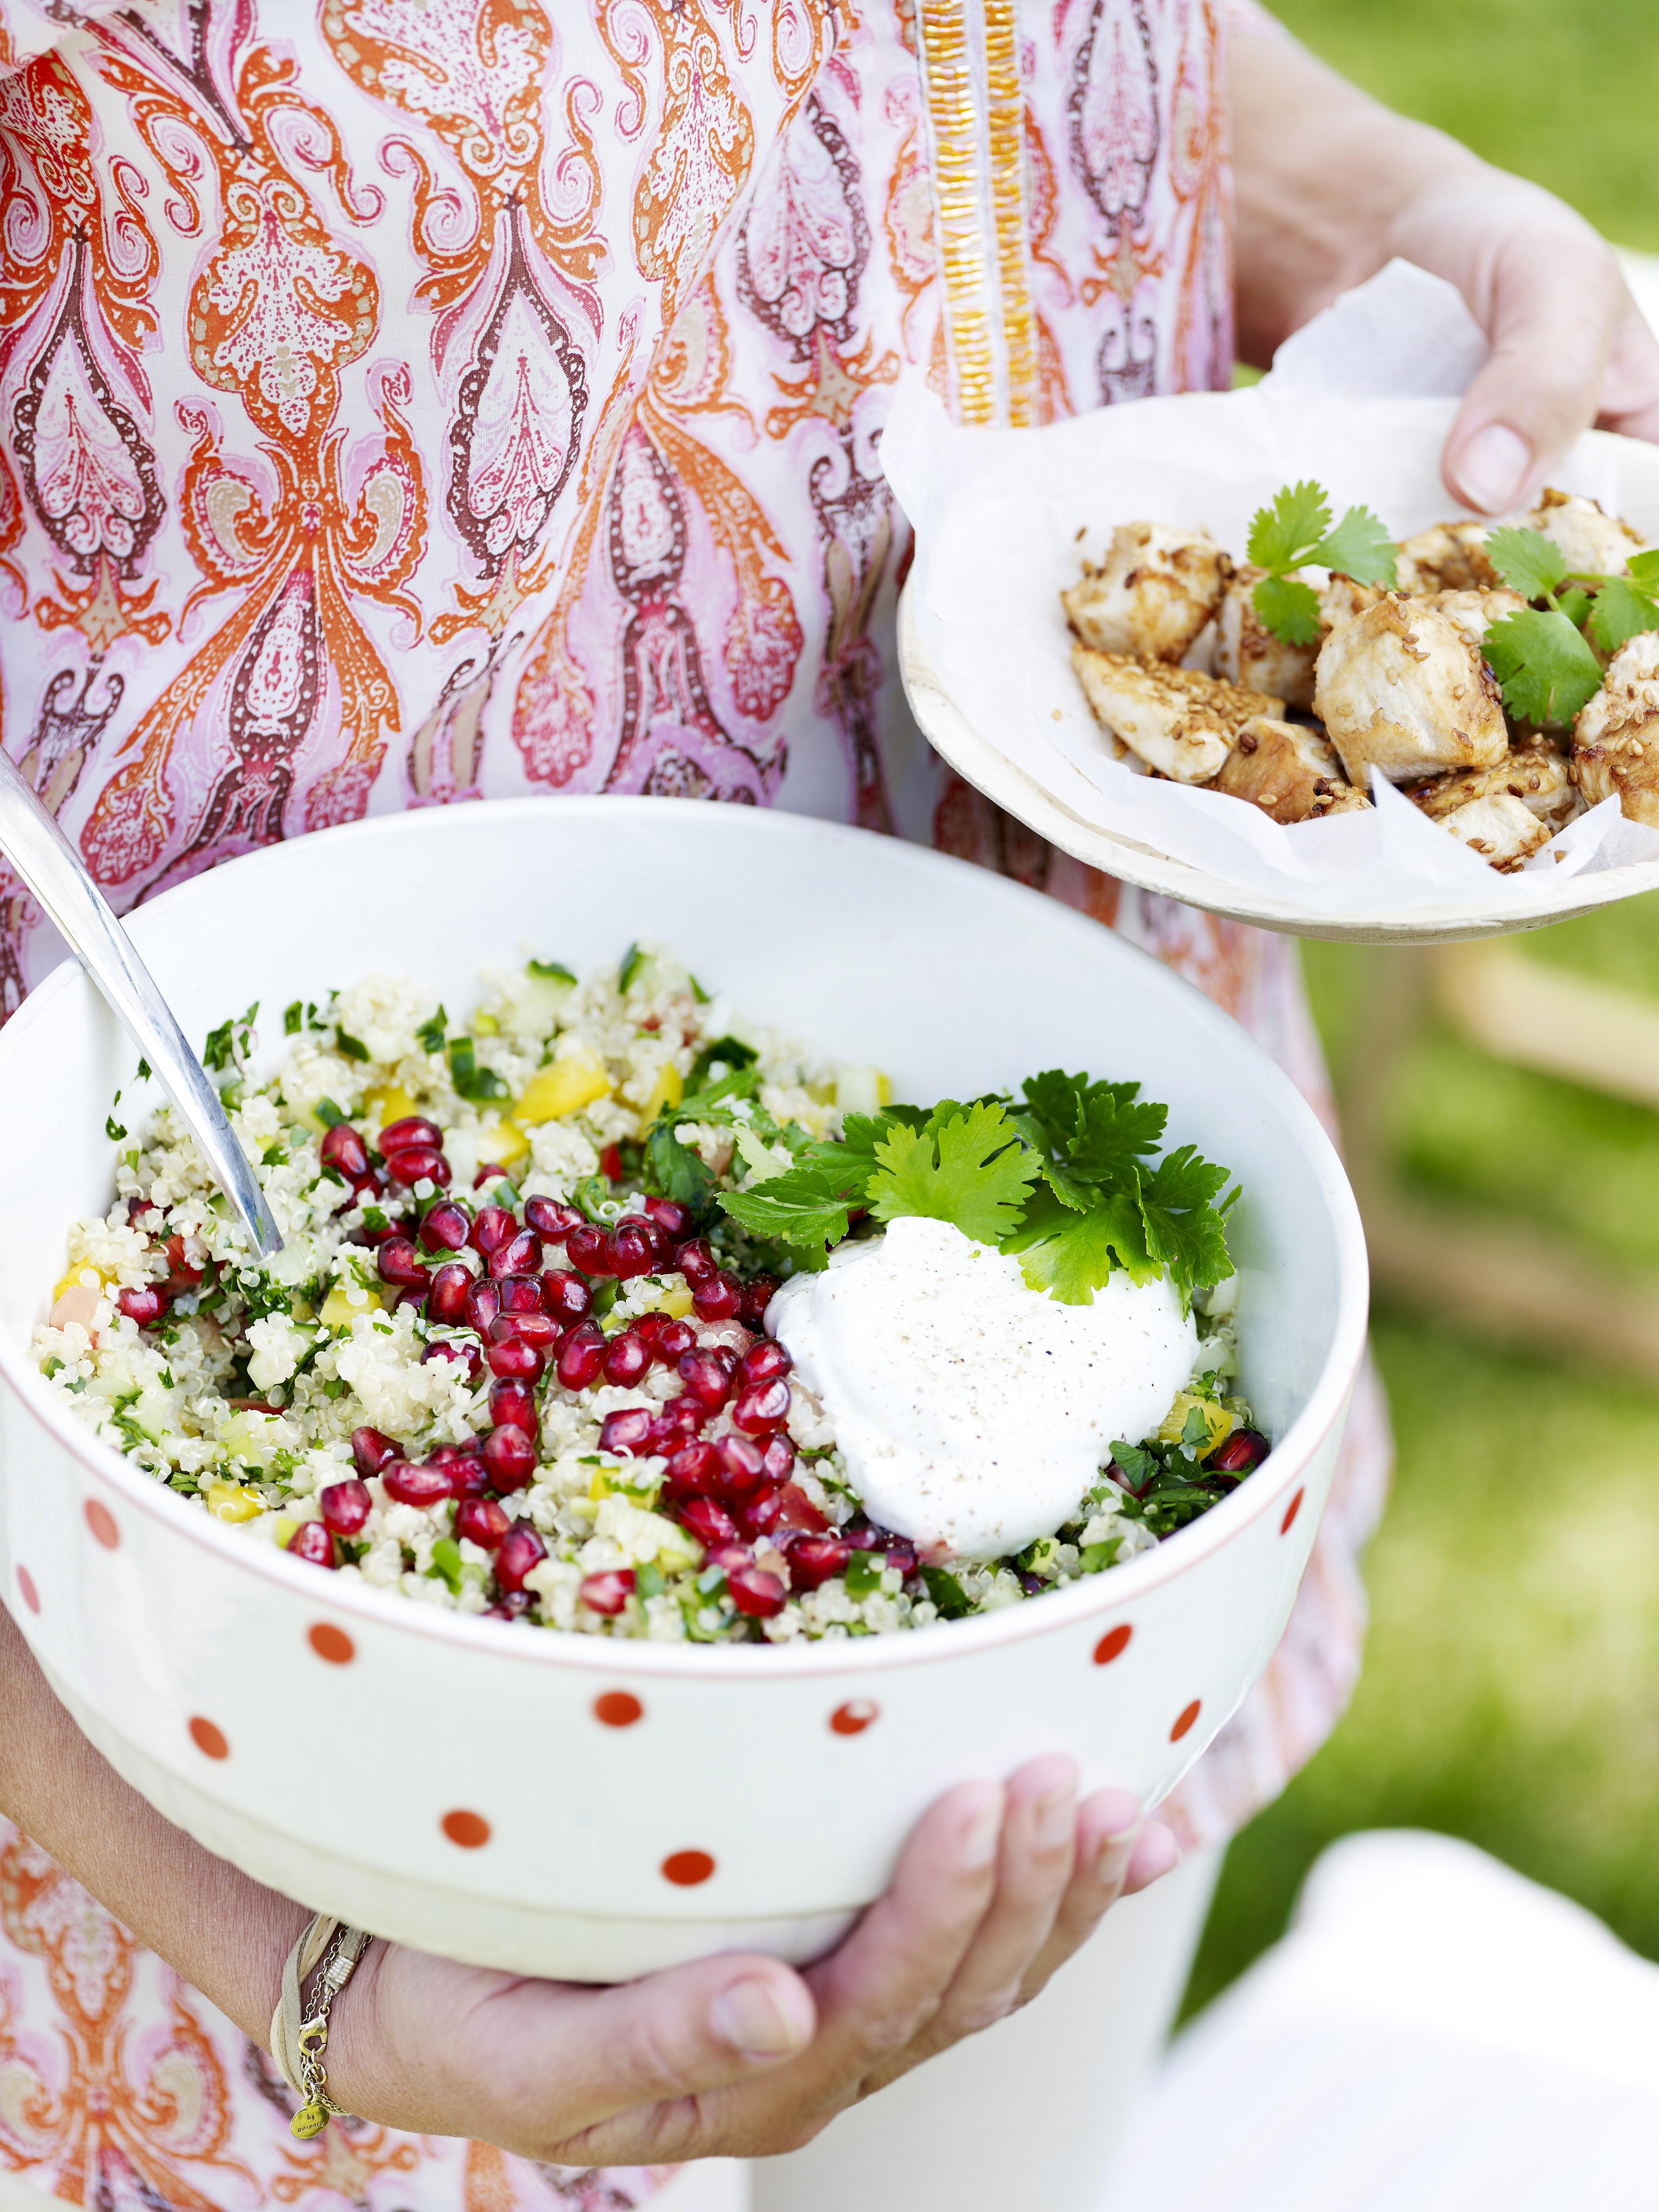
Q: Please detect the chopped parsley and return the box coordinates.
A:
[448,1034,509,1101]
[415,1006,448,1055]
[1482,526,1659,727]
[529,959,576,985]
[315,1097,348,1128]
[335,1027,370,1062]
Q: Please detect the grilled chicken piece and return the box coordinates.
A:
[1573,630,1659,823]
[1062,522,1233,663]
[1213,567,1377,709]
[1435,792,1552,872]
[1403,740,1580,832]
[1526,488,1647,579]
[1425,587,1526,646]
[1213,716,1371,823]
[1070,647,1282,783]
[1312,594,1509,783]
[1396,522,1497,596]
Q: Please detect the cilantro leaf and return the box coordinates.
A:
[1251,573,1323,647]
[1068,1086,1167,1186]
[1486,525,1570,603]
[688,1034,758,1088]
[448,1036,509,1101]
[644,1122,715,1210]
[1587,575,1659,655]
[867,1102,1040,1245]
[1312,503,1398,588]
[716,1162,859,1263]
[1011,1191,1158,1304]
[335,1027,370,1063]
[1483,608,1604,728]
[1138,1146,1235,1306]
[1246,481,1332,574]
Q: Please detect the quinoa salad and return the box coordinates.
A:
[35,946,1267,1644]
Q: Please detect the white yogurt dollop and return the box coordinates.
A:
[769,1215,1197,1559]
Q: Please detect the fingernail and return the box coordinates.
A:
[710,1975,808,2059]
[1454,422,1530,513]
[1035,1783,1076,1850]
[959,1785,1004,1870]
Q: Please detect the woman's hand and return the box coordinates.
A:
[0,1609,1176,2163]
[1230,10,1659,508]
[329,1757,1178,2163]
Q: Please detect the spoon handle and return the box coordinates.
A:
[0,750,283,1259]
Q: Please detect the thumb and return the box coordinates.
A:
[1439,221,1626,513]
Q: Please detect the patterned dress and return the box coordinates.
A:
[0,3,1388,2206]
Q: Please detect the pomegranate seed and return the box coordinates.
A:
[739,1340,792,1387]
[288,1521,336,1568]
[608,1222,657,1279]
[716,1433,767,1497]
[741,1274,778,1325]
[497,1272,545,1314]
[356,1209,407,1245]
[644,1197,692,1238]
[484,1591,532,1619]
[495,1520,547,1590]
[580,1568,635,1614]
[525,1195,583,1241]
[881,1537,921,1580]
[385,1144,449,1189]
[486,1336,543,1381]
[488,1228,543,1280]
[731,1377,791,1434]
[427,1262,472,1324]
[472,1161,510,1189]
[383,1460,452,1509]
[693,1269,743,1321]
[455,1495,510,1550]
[738,1486,786,1541]
[490,1378,536,1431]
[761,1433,797,1483]
[653,1393,706,1437]
[678,1495,738,1548]
[632,1310,667,1353]
[464,1278,502,1333]
[483,1423,537,1492]
[786,1534,851,1589]
[600,1407,656,1458]
[599,1143,624,1182]
[116,1285,168,1327]
[726,1563,787,1618]
[379,1116,442,1154]
[161,1233,204,1293]
[351,1426,397,1478]
[432,1444,489,1495]
[1210,1427,1270,1473]
[556,1322,607,1391]
[320,1122,371,1180]
[678,1350,733,1409]
[655,1317,696,1364]
[665,1439,723,1494]
[418,1201,472,1253]
[489,1310,560,1350]
[771,1484,827,1536]
[705,1540,753,1573]
[604,1332,650,1386]
[319,1478,372,1536]
[422,1339,479,1381]
[541,1269,592,1324]
[376,1236,428,1289]
[470,1205,515,1258]
[566,1222,611,1275]
[674,1238,716,1285]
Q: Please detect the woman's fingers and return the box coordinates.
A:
[1011,1785,1146,2006]
[1122,1818,1182,1897]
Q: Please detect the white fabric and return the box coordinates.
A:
[1100,1830,1659,2211]
[750,1846,1223,2212]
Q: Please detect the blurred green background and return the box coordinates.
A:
[1183,1,1659,2017]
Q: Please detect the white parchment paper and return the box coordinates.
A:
[884,262,1659,925]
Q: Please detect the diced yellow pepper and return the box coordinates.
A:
[366,1084,418,1131]
[207,1478,266,1524]
[320,1280,385,1329]
[473,1012,499,1035]
[271,1515,298,1550]
[642,1062,684,1121]
[51,1262,107,1305]
[515,1047,612,1124]
[589,1464,663,1509]
[484,1118,531,1166]
[1154,1392,1235,1453]
[638,1283,695,1319]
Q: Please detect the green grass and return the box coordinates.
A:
[1270,0,1659,253]
[1184,1307,1659,2018]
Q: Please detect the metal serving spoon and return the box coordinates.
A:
[0,749,283,1258]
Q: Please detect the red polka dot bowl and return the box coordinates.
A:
[0,801,1367,1980]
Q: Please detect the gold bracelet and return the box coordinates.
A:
[270,1913,372,2139]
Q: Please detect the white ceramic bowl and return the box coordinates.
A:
[0,801,1367,1980]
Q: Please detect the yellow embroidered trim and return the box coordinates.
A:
[917,0,998,425]
[983,0,1037,427]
